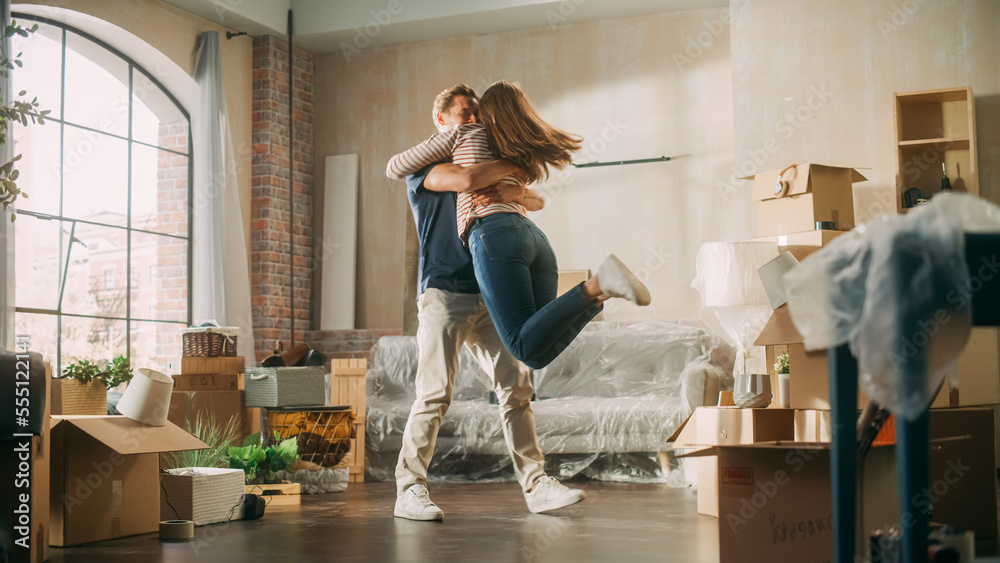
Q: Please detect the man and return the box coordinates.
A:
[394,84,586,521]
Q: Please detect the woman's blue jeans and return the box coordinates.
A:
[468,213,602,369]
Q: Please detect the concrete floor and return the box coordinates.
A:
[47,480,1000,563]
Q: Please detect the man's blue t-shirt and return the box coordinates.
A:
[406,164,479,296]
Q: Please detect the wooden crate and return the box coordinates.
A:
[330,359,366,417]
[330,359,366,482]
[245,481,301,506]
[342,420,365,483]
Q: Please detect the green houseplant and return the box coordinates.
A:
[228,431,299,484]
[163,412,243,470]
[61,355,134,390]
[0,19,51,221]
[54,355,134,415]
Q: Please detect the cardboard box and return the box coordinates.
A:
[746,163,865,238]
[172,373,243,391]
[929,327,1000,409]
[160,467,245,525]
[927,407,997,538]
[748,229,845,261]
[794,409,832,442]
[792,407,997,540]
[0,361,51,562]
[754,304,868,410]
[672,407,795,517]
[167,390,260,443]
[683,442,897,563]
[49,416,206,546]
[181,356,246,376]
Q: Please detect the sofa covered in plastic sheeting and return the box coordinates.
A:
[365,321,735,484]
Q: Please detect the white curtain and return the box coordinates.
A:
[192,31,255,366]
[0,0,14,351]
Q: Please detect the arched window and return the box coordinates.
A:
[12,13,192,377]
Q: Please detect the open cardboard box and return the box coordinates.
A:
[50,415,207,546]
[681,441,897,563]
[753,304,868,410]
[671,406,795,517]
[744,163,866,238]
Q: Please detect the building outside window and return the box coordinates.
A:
[12,14,192,375]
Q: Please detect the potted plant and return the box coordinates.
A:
[54,355,135,415]
[163,412,242,470]
[775,350,790,408]
[227,431,299,484]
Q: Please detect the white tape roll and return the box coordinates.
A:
[159,520,194,541]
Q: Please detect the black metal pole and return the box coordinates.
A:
[287,9,295,348]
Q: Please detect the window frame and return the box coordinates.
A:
[12,13,194,373]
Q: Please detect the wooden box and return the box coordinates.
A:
[330,359,366,482]
[180,356,246,376]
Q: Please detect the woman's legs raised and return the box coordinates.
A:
[469,214,598,368]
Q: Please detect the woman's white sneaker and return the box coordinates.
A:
[524,476,586,513]
[394,484,444,521]
[597,254,651,306]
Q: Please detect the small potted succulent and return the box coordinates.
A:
[775,350,790,408]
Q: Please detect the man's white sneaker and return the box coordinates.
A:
[394,484,444,521]
[597,254,651,306]
[524,476,586,514]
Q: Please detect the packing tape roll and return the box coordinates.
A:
[159,520,194,541]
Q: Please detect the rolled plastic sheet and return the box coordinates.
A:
[691,242,779,307]
[691,241,779,378]
[364,321,735,485]
[785,193,1000,421]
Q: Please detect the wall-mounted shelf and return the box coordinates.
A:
[894,86,978,213]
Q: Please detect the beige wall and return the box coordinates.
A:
[730,0,1000,225]
[315,9,741,329]
[16,0,255,261]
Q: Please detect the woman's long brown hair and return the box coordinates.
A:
[478,81,582,184]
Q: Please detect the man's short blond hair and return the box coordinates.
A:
[432,84,478,122]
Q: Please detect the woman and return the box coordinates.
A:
[387,81,650,368]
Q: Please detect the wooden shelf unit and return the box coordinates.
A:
[893,86,978,213]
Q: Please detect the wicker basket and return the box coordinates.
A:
[266,407,357,467]
[181,327,239,357]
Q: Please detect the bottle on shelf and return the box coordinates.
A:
[940,162,952,192]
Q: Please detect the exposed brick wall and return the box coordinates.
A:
[305,328,403,362]
[250,36,315,363]
[154,121,189,362]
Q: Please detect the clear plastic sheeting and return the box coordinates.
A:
[365,322,734,484]
[785,193,1000,421]
[691,242,779,376]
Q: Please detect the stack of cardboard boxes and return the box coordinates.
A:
[168,356,260,442]
[675,164,999,561]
